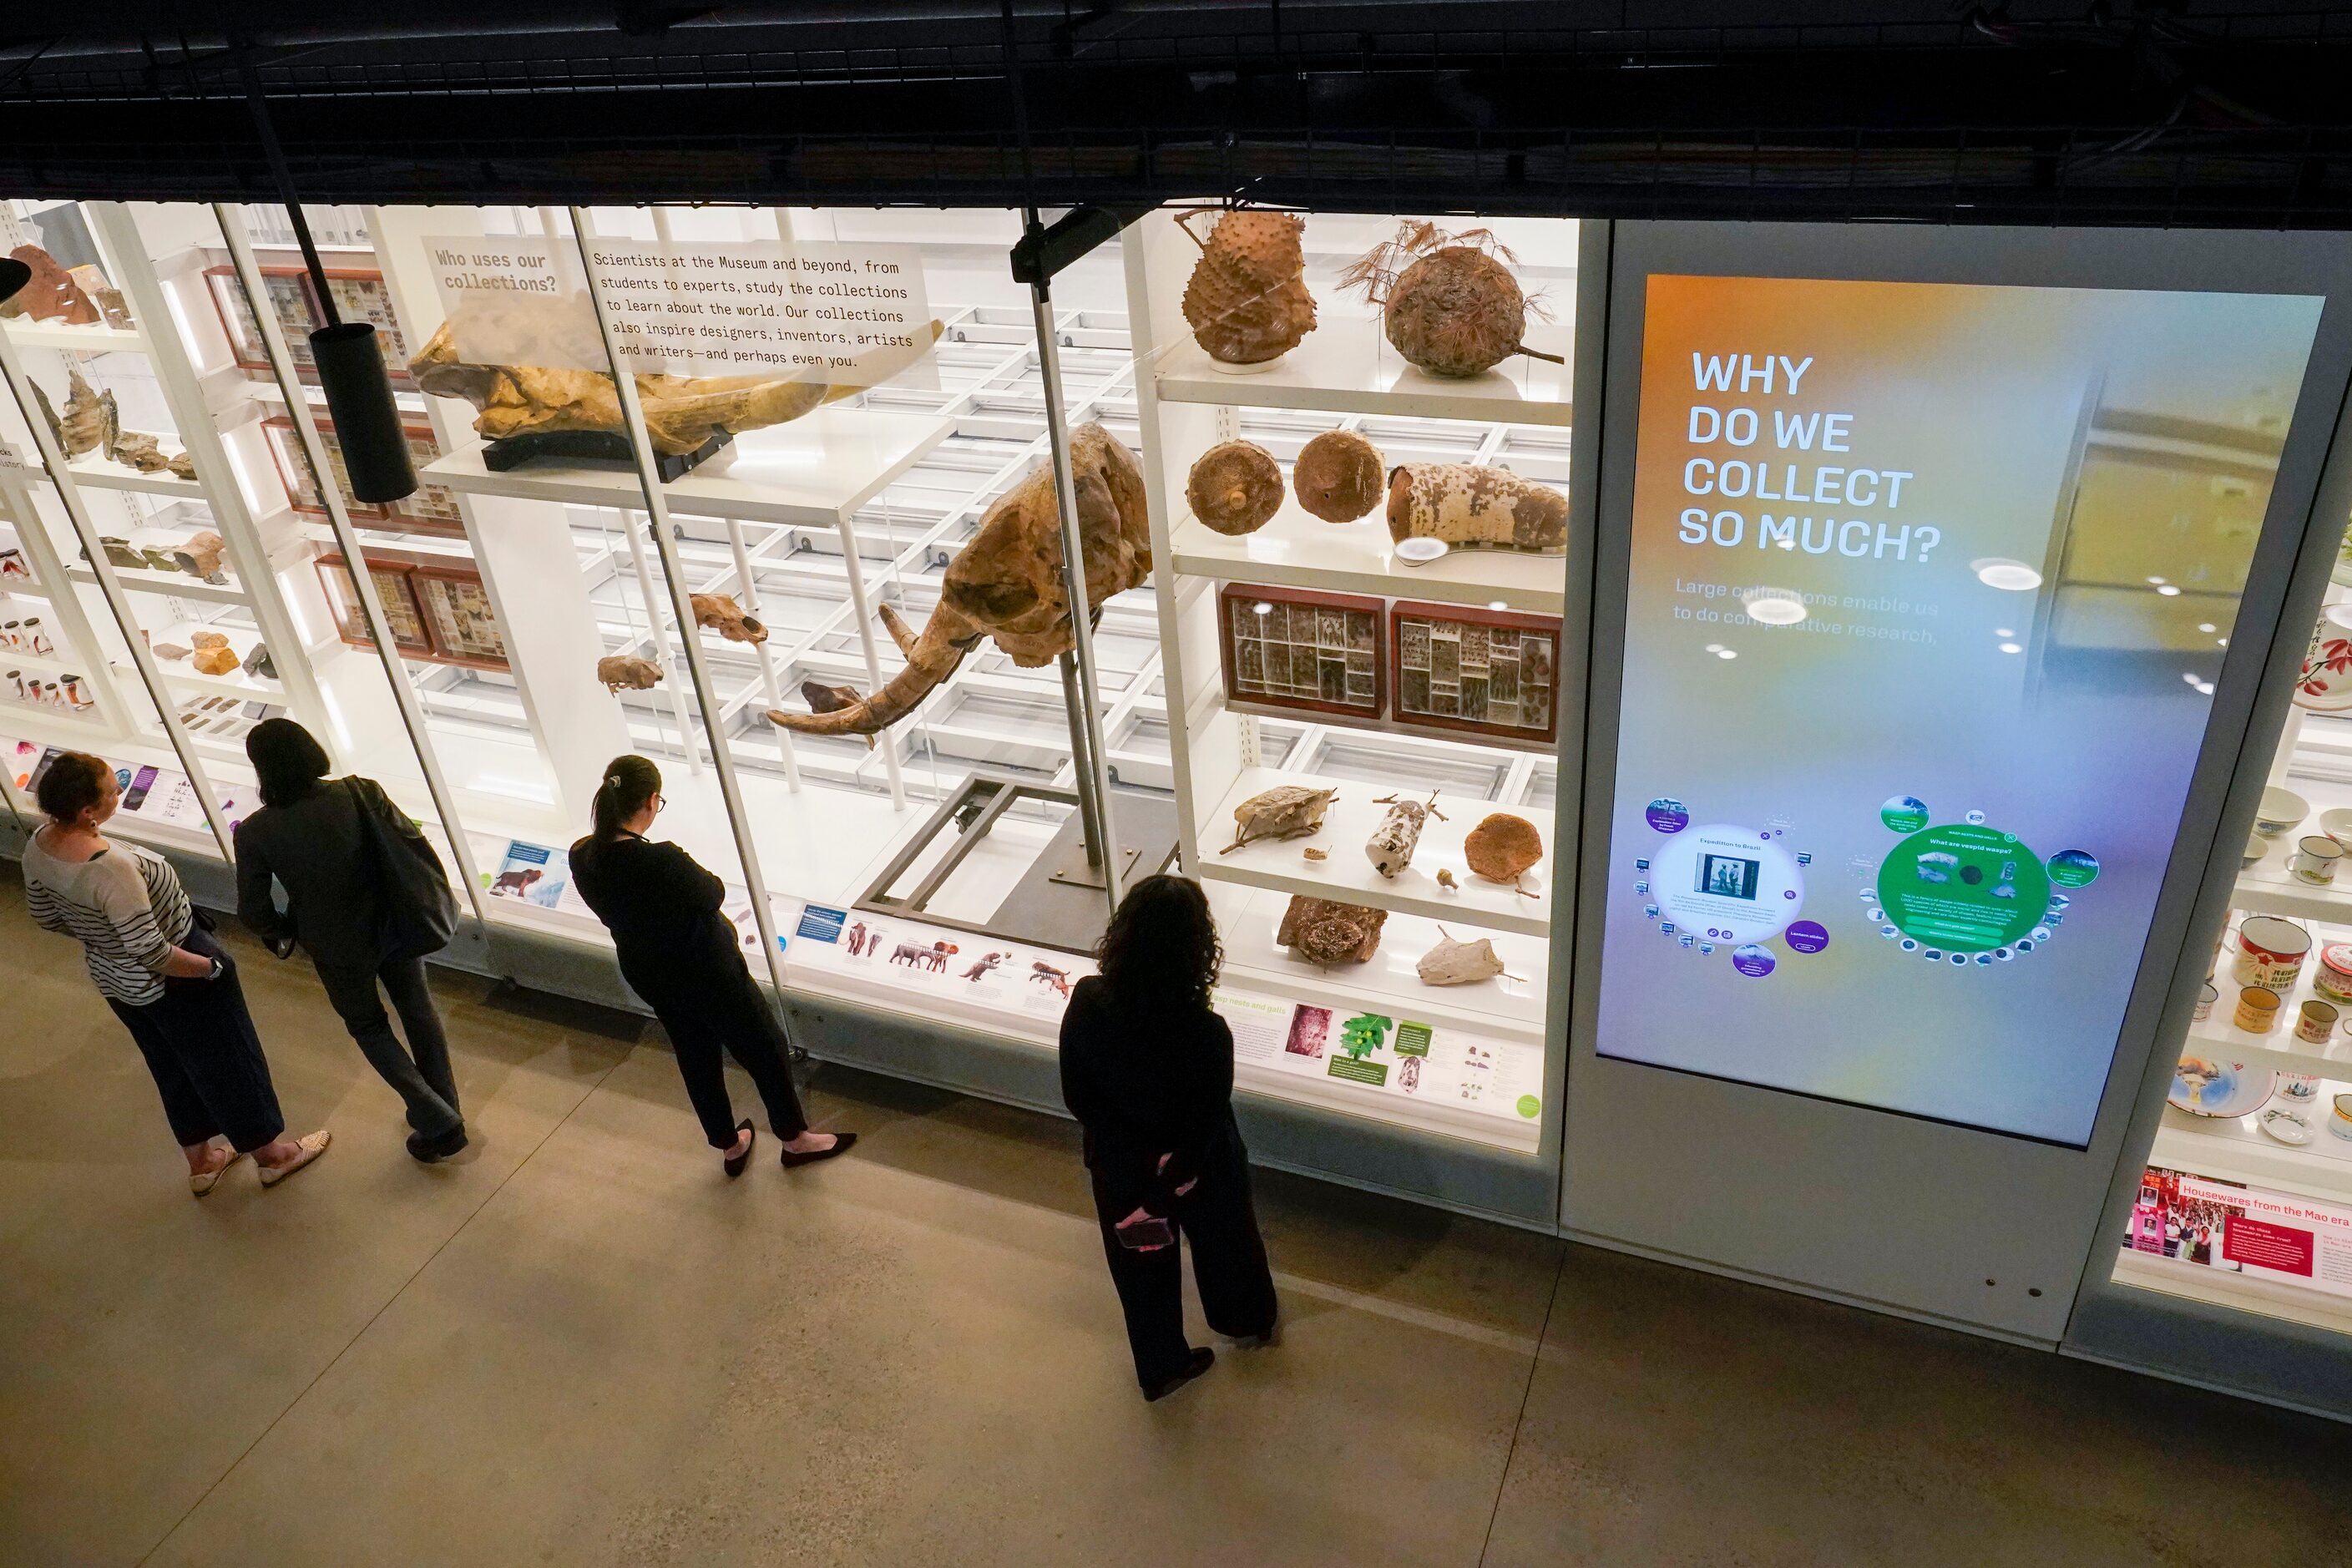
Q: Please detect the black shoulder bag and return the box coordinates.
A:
[346,777,458,960]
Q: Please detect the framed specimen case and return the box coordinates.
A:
[1217,583,1384,722]
[412,564,509,670]
[262,416,463,536]
[315,553,432,656]
[203,260,415,384]
[1388,599,1560,747]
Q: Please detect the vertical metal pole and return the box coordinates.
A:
[833,512,908,809]
[0,323,235,861]
[570,209,794,1004]
[216,204,490,927]
[1026,244,1124,912]
[647,208,799,792]
[617,510,706,776]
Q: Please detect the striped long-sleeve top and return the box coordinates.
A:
[21,832,194,1006]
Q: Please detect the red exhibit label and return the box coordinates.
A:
[2221,1216,2317,1277]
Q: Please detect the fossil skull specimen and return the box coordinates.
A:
[690,593,766,645]
[766,422,1149,736]
[409,303,945,456]
[597,655,663,692]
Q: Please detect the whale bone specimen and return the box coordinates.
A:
[766,422,1149,736]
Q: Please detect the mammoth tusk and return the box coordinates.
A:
[766,600,985,736]
[878,602,923,661]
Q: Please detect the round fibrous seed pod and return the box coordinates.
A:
[1384,246,1531,378]
[1292,430,1385,524]
[1186,440,1284,537]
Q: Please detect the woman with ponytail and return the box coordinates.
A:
[569,756,852,1177]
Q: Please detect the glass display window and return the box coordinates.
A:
[1121,206,1579,1155]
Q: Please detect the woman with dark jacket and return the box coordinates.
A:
[1060,874,1278,1401]
[569,755,852,1176]
[24,750,329,1193]
[235,719,465,1162]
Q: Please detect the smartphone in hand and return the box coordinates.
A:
[1115,1213,1176,1251]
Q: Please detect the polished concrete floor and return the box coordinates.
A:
[3,881,2349,1567]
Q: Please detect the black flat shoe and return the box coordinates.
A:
[779,1130,856,1168]
[723,1120,756,1178]
[1144,1347,1215,1403]
[407,1124,468,1163]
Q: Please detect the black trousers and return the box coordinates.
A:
[639,964,810,1149]
[1090,1135,1279,1388]
[108,926,287,1154]
[316,956,462,1138]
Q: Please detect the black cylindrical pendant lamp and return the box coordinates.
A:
[0,256,29,307]
[311,322,416,503]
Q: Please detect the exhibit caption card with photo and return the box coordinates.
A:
[1597,273,2324,1145]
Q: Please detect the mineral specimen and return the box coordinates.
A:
[170,534,227,580]
[190,630,230,651]
[242,643,276,681]
[192,645,240,675]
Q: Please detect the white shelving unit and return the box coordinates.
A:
[1123,209,1576,1151]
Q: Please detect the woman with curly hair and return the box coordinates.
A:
[1060,874,1277,1401]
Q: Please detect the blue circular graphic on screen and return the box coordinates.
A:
[2047,850,2100,888]
[1731,944,1776,977]
[1645,798,1691,833]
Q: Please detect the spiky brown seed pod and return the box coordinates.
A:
[1179,210,1318,366]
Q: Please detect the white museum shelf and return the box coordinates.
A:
[422,407,953,527]
[2,318,147,354]
[159,662,282,704]
[67,563,250,606]
[2152,1104,2352,1205]
[1167,497,1567,615]
[1205,879,1549,1040]
[0,646,94,680]
[0,578,51,599]
[55,456,205,501]
[1196,764,1552,939]
[1151,324,1573,427]
[2112,1248,2352,1338]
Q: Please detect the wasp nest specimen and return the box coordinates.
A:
[1186,440,1284,536]
[1387,464,1566,555]
[1177,208,1317,367]
[410,303,943,455]
[1418,928,1515,986]
[1224,783,1338,852]
[690,593,766,645]
[768,422,1149,736]
[1292,430,1385,524]
[1464,812,1544,891]
[597,655,662,693]
[1277,894,1388,966]
[1338,221,1563,379]
[1366,791,1445,879]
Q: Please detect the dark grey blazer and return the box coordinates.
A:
[234,776,402,971]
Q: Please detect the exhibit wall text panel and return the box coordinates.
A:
[1598,275,2321,1146]
[1565,220,2352,1341]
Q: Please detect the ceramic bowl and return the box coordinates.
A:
[2323,807,2352,846]
[2244,834,2269,867]
[2257,787,2310,837]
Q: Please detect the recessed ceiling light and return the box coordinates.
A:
[1972,558,2042,591]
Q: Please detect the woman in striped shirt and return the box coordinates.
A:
[21,751,328,1195]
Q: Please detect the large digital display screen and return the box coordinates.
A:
[1596,274,2325,1145]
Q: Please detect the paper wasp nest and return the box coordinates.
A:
[1277,894,1388,966]
[1186,441,1284,536]
[1224,784,1338,852]
[1178,209,1317,367]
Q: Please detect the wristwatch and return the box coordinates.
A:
[206,957,225,981]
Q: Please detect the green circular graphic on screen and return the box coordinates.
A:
[2046,848,2100,888]
[1516,1095,1542,1119]
[1875,823,2051,953]
[1880,796,1930,833]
